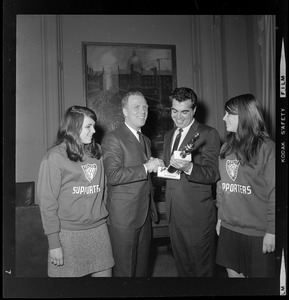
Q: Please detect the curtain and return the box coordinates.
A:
[258,15,276,140]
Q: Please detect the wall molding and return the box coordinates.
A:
[190,15,225,139]
[41,15,64,149]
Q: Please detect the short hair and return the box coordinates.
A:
[121,91,145,108]
[55,105,101,161]
[169,87,198,109]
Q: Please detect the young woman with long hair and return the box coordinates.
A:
[37,105,114,277]
[216,94,275,278]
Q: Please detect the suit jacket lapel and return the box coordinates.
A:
[122,124,136,144]
[122,124,149,160]
[142,135,151,159]
[164,128,177,164]
[178,120,199,150]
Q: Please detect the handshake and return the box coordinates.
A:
[144,157,165,173]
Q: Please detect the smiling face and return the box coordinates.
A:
[223,111,239,133]
[79,115,96,144]
[171,99,196,129]
[123,94,148,131]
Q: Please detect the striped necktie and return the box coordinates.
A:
[137,131,147,156]
[171,128,183,155]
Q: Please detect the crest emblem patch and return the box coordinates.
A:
[81,163,97,183]
[226,159,240,181]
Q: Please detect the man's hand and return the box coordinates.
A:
[169,155,193,174]
[216,219,221,236]
[145,157,165,173]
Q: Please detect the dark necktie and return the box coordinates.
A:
[137,131,147,156]
[171,128,183,155]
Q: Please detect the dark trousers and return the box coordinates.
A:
[169,219,216,277]
[108,213,151,277]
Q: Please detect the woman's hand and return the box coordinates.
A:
[49,247,64,266]
[216,219,221,236]
[262,233,275,254]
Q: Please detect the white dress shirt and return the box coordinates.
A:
[171,119,195,175]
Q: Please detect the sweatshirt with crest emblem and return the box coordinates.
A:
[37,142,108,250]
[216,139,275,237]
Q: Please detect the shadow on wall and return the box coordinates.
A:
[194,100,208,125]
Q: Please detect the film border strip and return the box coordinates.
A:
[278,35,287,296]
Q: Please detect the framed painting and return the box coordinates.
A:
[82,41,177,154]
[82,42,177,199]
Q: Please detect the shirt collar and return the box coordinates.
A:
[175,119,195,136]
[125,122,140,139]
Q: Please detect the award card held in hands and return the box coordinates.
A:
[157,166,181,180]
[157,151,190,180]
[157,132,200,180]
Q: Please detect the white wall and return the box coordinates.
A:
[16,15,45,182]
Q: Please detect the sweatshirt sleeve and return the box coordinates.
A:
[263,144,275,234]
[216,176,224,220]
[37,156,62,249]
[102,159,108,206]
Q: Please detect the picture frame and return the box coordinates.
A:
[82,42,177,160]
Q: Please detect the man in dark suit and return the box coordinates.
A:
[163,87,220,277]
[101,91,164,277]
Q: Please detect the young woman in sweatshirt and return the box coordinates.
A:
[37,106,114,277]
[215,94,275,278]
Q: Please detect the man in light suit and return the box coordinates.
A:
[101,91,164,277]
[163,87,220,277]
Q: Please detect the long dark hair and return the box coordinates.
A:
[220,94,270,166]
[54,105,101,162]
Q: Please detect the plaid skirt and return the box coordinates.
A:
[48,223,114,277]
[216,226,275,278]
